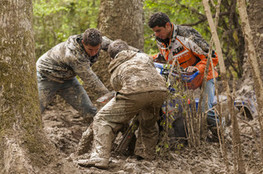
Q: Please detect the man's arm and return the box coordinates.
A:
[72,60,109,96]
[176,25,210,53]
[186,38,218,74]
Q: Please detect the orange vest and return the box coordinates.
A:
[159,38,201,68]
[154,37,218,81]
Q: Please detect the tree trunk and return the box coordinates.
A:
[0,1,78,173]
[247,0,263,78]
[237,0,263,164]
[98,0,144,49]
[89,0,144,99]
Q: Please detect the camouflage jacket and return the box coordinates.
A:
[108,50,167,95]
[175,24,210,53]
[36,34,109,94]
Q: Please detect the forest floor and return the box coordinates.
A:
[42,95,262,174]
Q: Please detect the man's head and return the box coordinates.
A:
[108,39,129,59]
[82,28,102,57]
[148,12,172,40]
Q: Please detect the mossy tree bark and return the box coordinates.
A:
[98,0,144,49]
[0,1,78,173]
[247,0,263,78]
[202,0,244,173]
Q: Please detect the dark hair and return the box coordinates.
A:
[108,39,129,58]
[148,12,171,28]
[83,28,102,46]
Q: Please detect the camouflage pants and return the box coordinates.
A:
[90,91,167,161]
[37,73,97,117]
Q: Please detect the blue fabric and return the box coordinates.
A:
[201,79,219,127]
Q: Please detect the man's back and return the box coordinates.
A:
[108,50,167,95]
[36,35,89,82]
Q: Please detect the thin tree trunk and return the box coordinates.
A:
[237,0,263,164]
[207,0,229,172]
[202,0,245,173]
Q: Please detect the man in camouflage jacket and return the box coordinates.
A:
[77,40,168,169]
[36,28,109,118]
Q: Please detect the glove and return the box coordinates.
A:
[186,66,198,73]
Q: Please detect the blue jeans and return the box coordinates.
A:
[37,72,97,116]
[201,79,219,127]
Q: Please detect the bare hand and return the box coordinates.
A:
[186,66,198,73]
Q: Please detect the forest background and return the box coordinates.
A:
[1,0,263,173]
[34,0,245,79]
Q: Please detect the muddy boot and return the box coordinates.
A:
[207,127,220,142]
[76,124,93,156]
[135,147,156,161]
[77,158,109,169]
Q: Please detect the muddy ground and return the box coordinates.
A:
[41,92,262,174]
